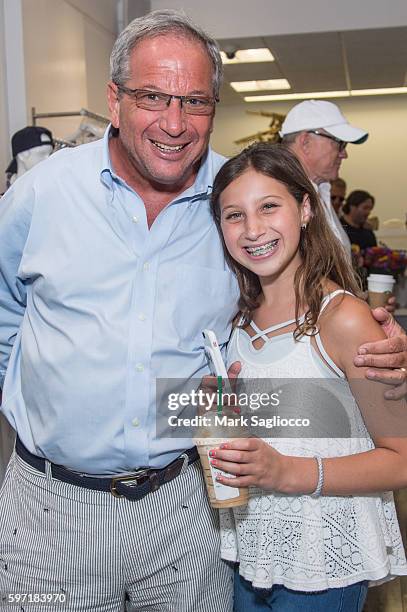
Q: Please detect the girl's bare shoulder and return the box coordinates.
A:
[319,288,385,345]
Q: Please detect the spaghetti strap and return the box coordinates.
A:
[314,333,345,378]
[314,290,354,378]
[318,290,354,317]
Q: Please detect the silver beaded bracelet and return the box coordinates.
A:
[311,456,324,498]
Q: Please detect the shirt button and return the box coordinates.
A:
[135,363,144,372]
[143,262,150,271]
[132,215,138,223]
[132,417,140,427]
[138,313,146,321]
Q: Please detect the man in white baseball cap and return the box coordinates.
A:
[280,99,368,251]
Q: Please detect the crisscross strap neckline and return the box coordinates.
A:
[248,314,306,345]
[246,289,353,349]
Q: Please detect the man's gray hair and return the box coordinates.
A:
[110,9,223,99]
[280,131,301,147]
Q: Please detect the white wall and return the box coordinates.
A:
[0,0,8,193]
[211,95,407,224]
[1,0,28,193]
[128,0,151,22]
[21,0,116,138]
[150,0,407,37]
[64,0,117,33]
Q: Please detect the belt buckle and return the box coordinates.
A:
[110,468,150,498]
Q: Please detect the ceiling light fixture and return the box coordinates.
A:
[244,86,407,102]
[244,91,349,102]
[231,79,290,92]
[351,87,407,96]
[221,48,274,64]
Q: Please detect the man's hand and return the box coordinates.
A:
[354,307,406,399]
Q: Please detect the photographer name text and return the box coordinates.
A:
[167,414,310,429]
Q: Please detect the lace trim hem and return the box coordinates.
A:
[233,562,407,592]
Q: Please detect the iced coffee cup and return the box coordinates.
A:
[194,436,248,508]
[367,274,395,308]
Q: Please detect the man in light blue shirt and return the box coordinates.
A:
[0,125,237,475]
[0,9,405,612]
[0,11,241,611]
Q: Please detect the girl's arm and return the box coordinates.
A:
[212,295,407,495]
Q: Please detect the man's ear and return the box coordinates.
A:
[297,131,312,154]
[301,194,312,226]
[107,82,120,128]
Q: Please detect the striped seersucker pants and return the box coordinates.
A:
[0,451,233,611]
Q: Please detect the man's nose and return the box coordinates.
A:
[339,147,348,160]
[159,98,187,137]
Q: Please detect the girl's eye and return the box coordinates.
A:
[224,211,242,221]
[263,202,278,211]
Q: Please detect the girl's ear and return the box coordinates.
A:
[301,194,312,226]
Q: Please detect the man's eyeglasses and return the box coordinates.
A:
[307,130,347,152]
[115,84,218,116]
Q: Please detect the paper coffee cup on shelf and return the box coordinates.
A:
[367,274,395,308]
[194,436,248,509]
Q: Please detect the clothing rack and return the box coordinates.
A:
[53,138,76,149]
[31,107,110,126]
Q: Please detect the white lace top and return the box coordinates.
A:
[220,291,407,591]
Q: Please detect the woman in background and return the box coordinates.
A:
[341,190,377,250]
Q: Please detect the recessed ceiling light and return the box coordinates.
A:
[243,87,407,102]
[231,79,290,92]
[221,48,274,64]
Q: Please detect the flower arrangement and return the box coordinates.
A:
[362,246,407,276]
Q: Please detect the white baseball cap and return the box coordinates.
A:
[280,100,368,144]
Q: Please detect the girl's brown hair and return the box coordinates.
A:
[211,143,361,338]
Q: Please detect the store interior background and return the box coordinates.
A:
[1,0,407,234]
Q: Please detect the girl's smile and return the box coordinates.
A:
[243,238,280,260]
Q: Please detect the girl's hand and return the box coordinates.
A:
[198,361,241,416]
[209,438,295,492]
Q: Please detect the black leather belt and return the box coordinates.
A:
[16,437,198,501]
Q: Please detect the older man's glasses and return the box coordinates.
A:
[307,130,347,152]
[115,85,218,116]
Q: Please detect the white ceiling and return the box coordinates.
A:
[218,26,407,105]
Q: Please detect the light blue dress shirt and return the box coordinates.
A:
[0,128,239,474]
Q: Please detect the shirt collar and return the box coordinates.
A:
[100,125,116,189]
[173,147,214,206]
[100,124,214,202]
[317,181,331,200]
